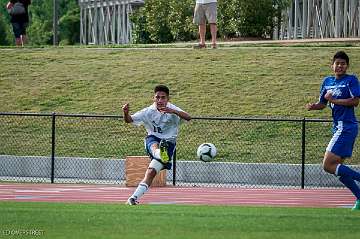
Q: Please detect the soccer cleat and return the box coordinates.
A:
[159,139,170,163]
[351,199,360,211]
[126,197,139,206]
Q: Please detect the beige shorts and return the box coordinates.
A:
[193,2,217,25]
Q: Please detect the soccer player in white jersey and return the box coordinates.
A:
[122,85,191,205]
[306,51,360,210]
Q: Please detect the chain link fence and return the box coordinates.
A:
[0,112,359,188]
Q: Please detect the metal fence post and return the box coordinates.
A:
[301,118,306,189]
[51,112,56,183]
[172,149,176,186]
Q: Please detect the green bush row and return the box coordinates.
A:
[131,0,291,43]
[0,0,290,45]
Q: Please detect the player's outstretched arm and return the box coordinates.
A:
[122,103,133,123]
[174,110,191,121]
[160,107,191,121]
[306,102,327,111]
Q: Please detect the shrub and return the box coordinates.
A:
[131,0,291,43]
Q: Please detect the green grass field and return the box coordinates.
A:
[0,202,359,239]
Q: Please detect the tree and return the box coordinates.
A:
[28,0,80,45]
[0,0,14,45]
[0,15,11,45]
[27,1,54,45]
[131,0,197,44]
[0,0,80,46]
[59,1,80,45]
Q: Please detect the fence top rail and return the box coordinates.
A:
[0,112,122,119]
[0,112,54,117]
[0,112,340,122]
[192,116,305,122]
[305,118,333,123]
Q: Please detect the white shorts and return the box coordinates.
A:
[149,159,165,174]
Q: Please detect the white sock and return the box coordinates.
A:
[153,149,161,160]
[131,182,149,200]
[335,164,341,176]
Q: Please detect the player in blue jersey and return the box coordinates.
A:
[122,85,191,205]
[306,51,360,210]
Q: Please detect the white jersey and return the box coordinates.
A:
[131,102,185,142]
[196,0,217,4]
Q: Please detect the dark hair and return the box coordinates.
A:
[154,85,169,96]
[333,51,349,64]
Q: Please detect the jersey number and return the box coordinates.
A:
[153,126,163,133]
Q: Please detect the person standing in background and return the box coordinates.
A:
[6,0,31,47]
[193,0,217,49]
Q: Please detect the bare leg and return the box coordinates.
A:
[15,38,22,47]
[322,151,344,174]
[21,35,27,46]
[324,151,360,209]
[127,168,157,205]
[142,168,157,186]
[210,23,217,47]
[199,24,206,46]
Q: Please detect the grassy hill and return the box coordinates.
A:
[1,44,360,163]
[1,45,360,118]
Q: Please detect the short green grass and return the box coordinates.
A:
[0,201,359,239]
[1,46,360,117]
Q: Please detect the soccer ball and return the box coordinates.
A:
[197,143,217,162]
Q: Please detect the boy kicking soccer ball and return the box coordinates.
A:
[122,85,191,205]
[306,51,360,210]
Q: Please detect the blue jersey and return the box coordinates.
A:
[319,74,360,128]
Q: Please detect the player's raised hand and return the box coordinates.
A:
[159,107,191,121]
[159,106,173,114]
[122,103,130,114]
[122,103,134,123]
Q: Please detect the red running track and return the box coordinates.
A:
[0,183,356,208]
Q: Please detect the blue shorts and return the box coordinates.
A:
[144,135,176,170]
[326,122,358,158]
[12,22,28,38]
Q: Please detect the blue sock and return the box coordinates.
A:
[336,164,360,182]
[339,176,360,200]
